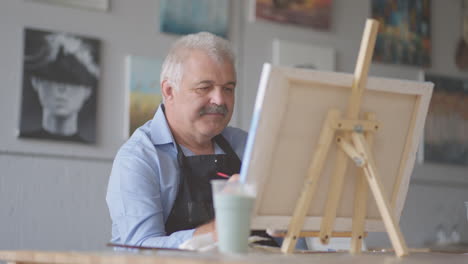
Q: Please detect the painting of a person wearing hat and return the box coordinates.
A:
[19,28,100,143]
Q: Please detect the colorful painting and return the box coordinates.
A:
[255,0,332,30]
[371,0,431,67]
[424,74,468,166]
[159,0,229,38]
[126,56,163,137]
[19,28,100,144]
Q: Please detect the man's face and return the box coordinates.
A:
[31,77,92,117]
[165,50,236,140]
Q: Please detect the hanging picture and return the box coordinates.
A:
[253,0,332,31]
[423,73,468,166]
[371,0,431,67]
[26,0,109,11]
[125,55,163,137]
[159,0,229,38]
[19,28,100,144]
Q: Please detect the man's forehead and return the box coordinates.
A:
[195,79,236,86]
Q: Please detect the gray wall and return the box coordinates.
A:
[0,0,467,251]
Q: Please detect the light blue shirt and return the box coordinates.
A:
[106,106,248,248]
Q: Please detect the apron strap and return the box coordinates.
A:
[213,134,241,167]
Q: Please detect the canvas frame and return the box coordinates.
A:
[240,63,433,232]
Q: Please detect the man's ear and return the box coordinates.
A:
[161,80,175,102]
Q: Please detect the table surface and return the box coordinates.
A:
[0,249,467,264]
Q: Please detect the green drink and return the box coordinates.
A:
[211,180,255,254]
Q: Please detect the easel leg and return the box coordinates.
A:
[350,113,376,254]
[281,109,341,253]
[351,133,409,257]
[319,146,349,244]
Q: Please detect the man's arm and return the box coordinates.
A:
[106,153,194,248]
[193,220,216,236]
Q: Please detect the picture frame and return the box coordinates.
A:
[159,0,229,38]
[19,28,100,144]
[26,0,109,11]
[125,55,163,138]
[241,64,433,232]
[421,72,468,166]
[371,0,431,67]
[250,0,333,31]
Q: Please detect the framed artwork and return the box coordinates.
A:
[371,0,431,67]
[26,0,109,11]
[272,39,335,71]
[252,0,332,31]
[159,0,229,38]
[125,55,163,137]
[241,64,433,232]
[422,73,468,166]
[19,28,100,144]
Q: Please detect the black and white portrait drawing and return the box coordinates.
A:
[19,28,100,143]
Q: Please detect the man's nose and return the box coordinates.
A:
[209,86,226,105]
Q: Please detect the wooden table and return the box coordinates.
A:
[0,250,467,264]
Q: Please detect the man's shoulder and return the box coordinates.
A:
[222,126,247,139]
[117,121,156,159]
[221,126,248,159]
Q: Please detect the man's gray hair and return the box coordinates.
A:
[160,32,235,92]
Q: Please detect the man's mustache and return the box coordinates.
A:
[199,104,228,116]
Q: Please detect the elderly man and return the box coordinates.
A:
[106,32,248,248]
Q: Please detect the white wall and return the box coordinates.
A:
[0,0,467,251]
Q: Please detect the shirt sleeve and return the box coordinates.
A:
[106,152,195,248]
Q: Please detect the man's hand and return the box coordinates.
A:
[228,173,240,182]
[194,220,217,240]
[193,174,240,240]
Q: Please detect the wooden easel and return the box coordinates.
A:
[280,19,409,257]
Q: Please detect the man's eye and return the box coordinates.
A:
[223,87,234,93]
[195,87,210,94]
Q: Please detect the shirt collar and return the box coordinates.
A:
[150,104,177,147]
[150,104,226,155]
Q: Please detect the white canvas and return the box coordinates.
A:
[241,64,433,232]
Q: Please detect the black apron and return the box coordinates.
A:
[163,123,278,246]
[165,134,241,234]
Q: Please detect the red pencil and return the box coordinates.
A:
[216,172,229,178]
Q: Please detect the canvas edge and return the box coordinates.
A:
[393,80,434,220]
[240,63,273,184]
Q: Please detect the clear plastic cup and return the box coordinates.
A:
[211,179,255,254]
